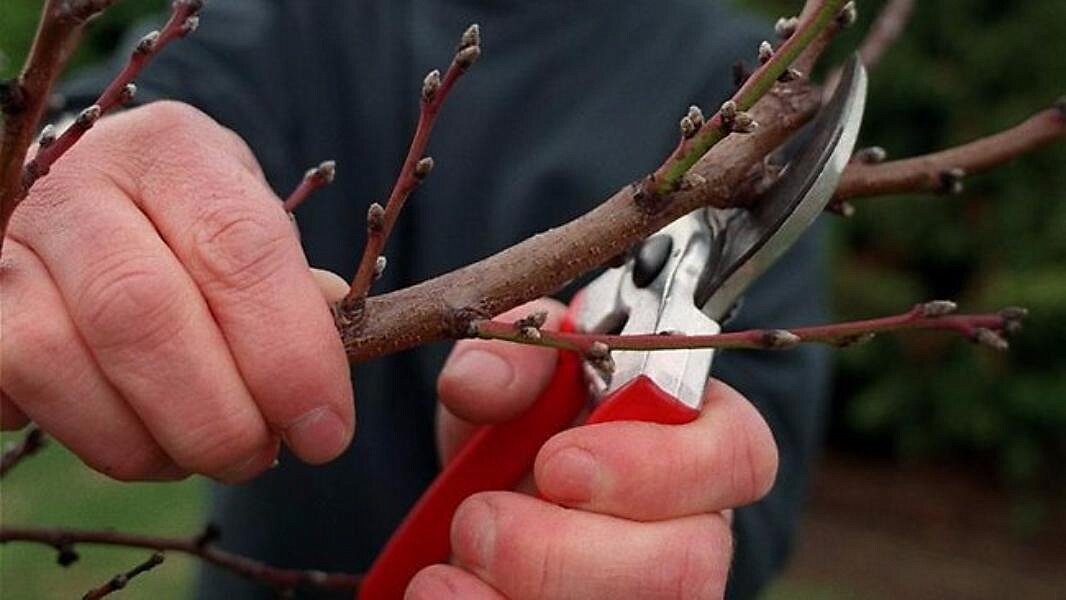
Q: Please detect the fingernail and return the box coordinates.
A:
[541,446,598,504]
[446,349,514,394]
[453,498,496,572]
[283,407,351,464]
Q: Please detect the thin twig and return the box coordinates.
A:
[473,302,1025,355]
[0,526,363,594]
[282,160,336,212]
[0,427,46,478]
[345,25,481,305]
[834,103,1066,201]
[20,0,205,200]
[82,552,165,600]
[858,0,915,72]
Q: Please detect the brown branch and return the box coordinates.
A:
[0,426,46,478]
[344,25,481,307]
[82,552,165,600]
[857,0,915,72]
[474,302,1026,354]
[835,103,1066,201]
[0,525,363,594]
[282,160,335,212]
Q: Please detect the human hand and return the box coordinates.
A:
[412,299,779,599]
[1,102,354,482]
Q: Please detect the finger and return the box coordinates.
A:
[452,491,732,600]
[1,392,30,431]
[437,298,566,424]
[311,267,350,303]
[406,564,505,600]
[534,379,778,521]
[12,124,277,483]
[0,238,184,480]
[104,103,354,464]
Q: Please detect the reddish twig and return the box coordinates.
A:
[0,427,46,478]
[0,525,363,594]
[82,552,165,600]
[282,160,336,212]
[344,25,482,306]
[835,102,1066,202]
[473,301,1026,355]
[857,0,915,72]
[648,0,849,194]
[21,0,204,200]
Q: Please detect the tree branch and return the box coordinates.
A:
[835,102,1066,201]
[0,525,363,594]
[1,427,46,478]
[82,552,165,600]
[857,0,915,72]
[473,302,1025,354]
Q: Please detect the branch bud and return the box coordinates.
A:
[366,202,386,233]
[585,342,615,375]
[973,328,1009,351]
[75,105,102,127]
[38,124,58,148]
[518,326,542,342]
[775,16,799,39]
[762,329,801,349]
[679,116,698,139]
[136,31,161,55]
[777,68,802,83]
[421,69,442,102]
[827,200,855,217]
[998,306,1028,335]
[120,83,138,105]
[939,167,966,195]
[413,156,435,180]
[515,311,549,329]
[919,300,958,317]
[308,160,336,183]
[731,111,758,134]
[686,105,704,129]
[854,146,887,164]
[455,45,481,70]
[719,100,738,121]
[758,41,774,64]
[374,256,388,280]
[836,2,858,27]
[459,24,481,50]
[836,332,876,348]
[181,15,201,36]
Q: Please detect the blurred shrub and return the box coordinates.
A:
[746,0,1066,500]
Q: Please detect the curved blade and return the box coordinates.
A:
[698,55,868,320]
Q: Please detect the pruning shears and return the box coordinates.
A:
[359,56,868,599]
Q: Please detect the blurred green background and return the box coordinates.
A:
[2,0,1064,598]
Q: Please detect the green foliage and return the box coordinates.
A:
[747,1,1066,498]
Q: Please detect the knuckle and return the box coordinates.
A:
[190,203,293,295]
[136,101,212,136]
[169,407,265,476]
[76,251,187,352]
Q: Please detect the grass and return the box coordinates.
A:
[1,431,205,599]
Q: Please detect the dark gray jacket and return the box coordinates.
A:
[69,1,830,597]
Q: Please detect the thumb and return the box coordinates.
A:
[311,267,350,303]
[436,298,567,462]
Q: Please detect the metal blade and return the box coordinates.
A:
[698,55,868,320]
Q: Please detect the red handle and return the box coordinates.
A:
[359,319,703,598]
[359,316,587,599]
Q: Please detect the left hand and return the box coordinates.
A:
[409,299,780,599]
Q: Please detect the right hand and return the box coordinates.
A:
[1,101,355,482]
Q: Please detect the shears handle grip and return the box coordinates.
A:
[359,312,702,599]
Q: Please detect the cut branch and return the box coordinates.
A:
[473,302,1025,354]
[835,103,1066,201]
[0,526,363,594]
[345,25,481,306]
[82,552,165,600]
[1,427,46,478]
